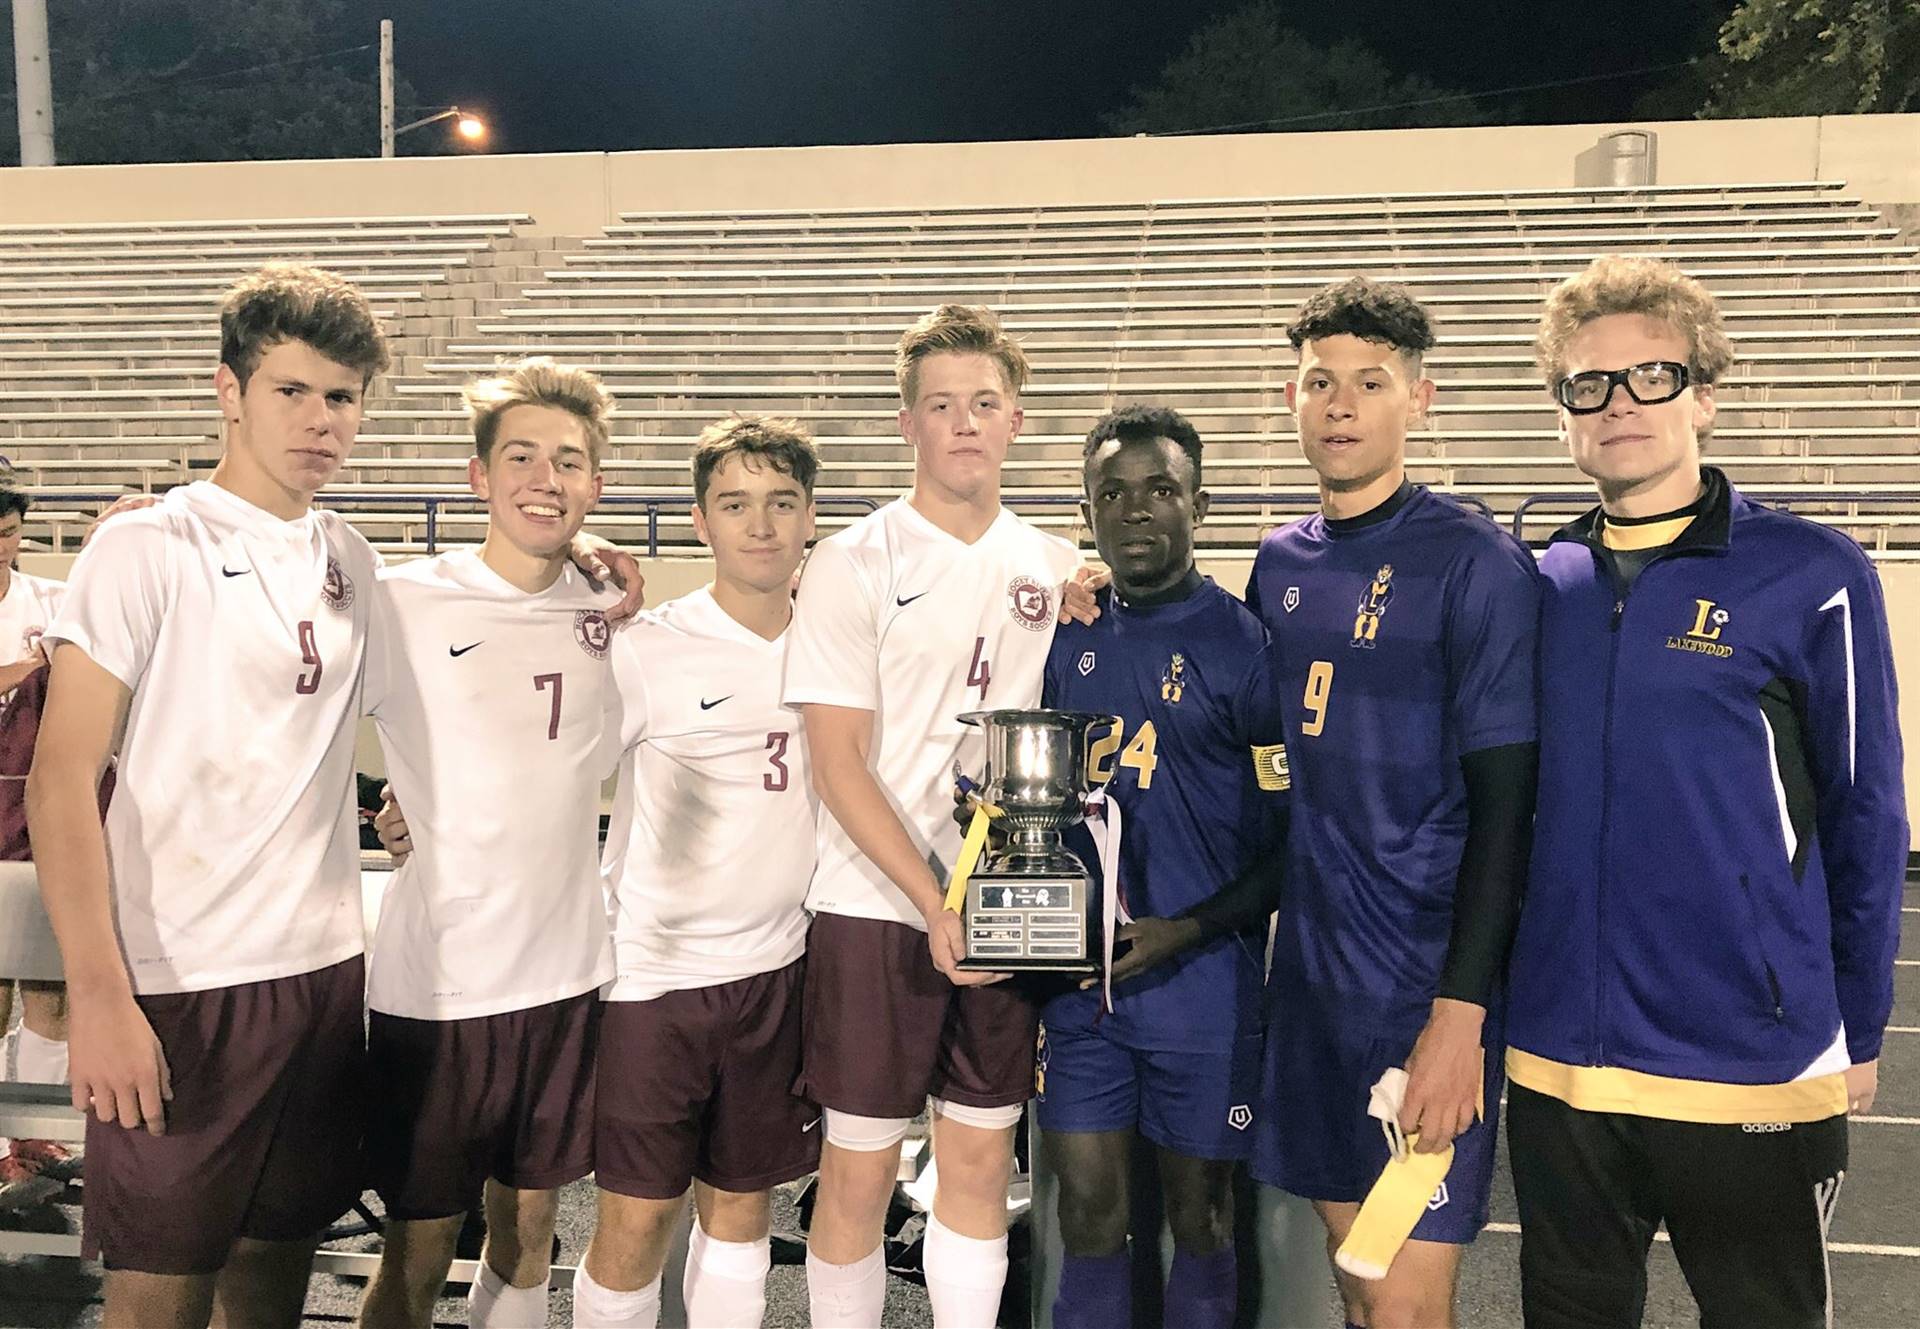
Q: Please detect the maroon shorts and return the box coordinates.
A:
[595,958,820,1199]
[367,989,600,1221]
[797,913,1038,1119]
[82,956,368,1275]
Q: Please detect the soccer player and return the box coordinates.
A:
[1505,256,1905,1328]
[354,359,621,1329]
[783,304,1082,1328]
[27,264,389,1329]
[0,486,77,1198]
[1243,278,1542,1329]
[568,416,823,1329]
[1037,405,1288,1329]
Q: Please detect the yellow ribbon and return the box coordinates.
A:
[943,798,1002,914]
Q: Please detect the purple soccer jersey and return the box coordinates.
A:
[1043,578,1288,1049]
[1246,486,1542,1023]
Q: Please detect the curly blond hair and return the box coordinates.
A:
[464,357,615,465]
[1535,256,1735,387]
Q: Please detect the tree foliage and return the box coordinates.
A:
[2,0,420,165]
[1707,0,1920,115]
[1102,2,1487,137]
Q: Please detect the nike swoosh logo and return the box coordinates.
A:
[699,695,732,710]
[802,1117,821,1133]
[449,642,483,658]
[895,591,929,607]
[221,566,250,578]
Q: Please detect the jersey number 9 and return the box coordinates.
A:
[1301,660,1334,737]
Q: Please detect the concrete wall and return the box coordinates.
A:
[2,115,1915,232]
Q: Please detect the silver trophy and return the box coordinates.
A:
[953,709,1118,974]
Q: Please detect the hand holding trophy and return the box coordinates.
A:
[944,709,1120,974]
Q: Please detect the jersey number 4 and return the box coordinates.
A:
[967,636,991,702]
[1088,720,1159,789]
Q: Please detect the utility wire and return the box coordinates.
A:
[0,41,376,106]
[1148,59,1701,136]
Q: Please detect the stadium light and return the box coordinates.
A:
[388,107,489,153]
[377,20,488,156]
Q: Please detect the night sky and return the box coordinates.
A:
[336,1,1736,155]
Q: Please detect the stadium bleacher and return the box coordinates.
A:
[1,182,1916,557]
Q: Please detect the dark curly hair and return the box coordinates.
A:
[1083,404,1203,490]
[1287,278,1436,363]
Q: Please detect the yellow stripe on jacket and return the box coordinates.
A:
[1506,1048,1847,1124]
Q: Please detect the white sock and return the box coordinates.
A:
[922,1213,1008,1329]
[14,1026,68,1085]
[468,1259,550,1329]
[570,1261,661,1329]
[682,1221,771,1328]
[806,1245,887,1329]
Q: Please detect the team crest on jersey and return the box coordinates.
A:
[321,556,355,612]
[1666,598,1734,659]
[1283,586,1301,613]
[1351,563,1395,649]
[1227,1104,1253,1131]
[1007,576,1053,632]
[1428,1181,1451,1211]
[574,609,612,659]
[1077,650,1096,677]
[1160,652,1187,704]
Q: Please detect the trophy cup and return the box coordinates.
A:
[950,709,1118,974]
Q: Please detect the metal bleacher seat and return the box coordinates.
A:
[2,186,1915,557]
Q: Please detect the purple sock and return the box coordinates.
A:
[1055,1250,1131,1329]
[1165,1245,1236,1329]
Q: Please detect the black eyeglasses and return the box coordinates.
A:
[1555,361,1691,414]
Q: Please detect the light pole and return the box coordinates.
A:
[12,0,55,166]
[379,18,394,158]
[378,19,487,157]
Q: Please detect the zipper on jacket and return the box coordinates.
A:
[1589,539,1719,1067]
[1594,590,1624,1066]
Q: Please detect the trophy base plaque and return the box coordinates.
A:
[957,870,1097,975]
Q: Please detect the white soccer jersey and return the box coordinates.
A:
[363,549,619,1020]
[45,481,376,995]
[602,587,815,1001]
[782,500,1080,928]
[0,571,65,668]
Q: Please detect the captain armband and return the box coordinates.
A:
[1251,743,1291,792]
